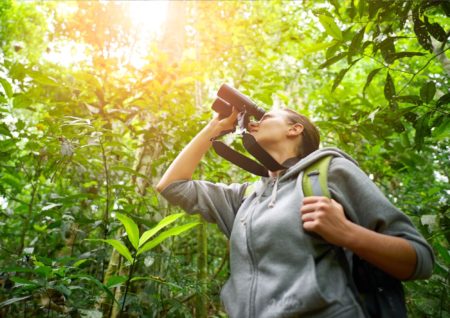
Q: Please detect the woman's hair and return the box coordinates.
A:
[282,108,320,158]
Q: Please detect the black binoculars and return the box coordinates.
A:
[212,84,265,120]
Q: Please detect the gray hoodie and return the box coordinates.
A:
[160,148,434,318]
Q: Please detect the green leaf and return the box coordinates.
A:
[358,0,366,18]
[1,173,22,190]
[318,15,343,40]
[420,82,436,103]
[0,123,12,137]
[318,52,347,69]
[414,114,431,149]
[91,239,133,263]
[412,9,433,52]
[139,213,185,247]
[432,117,450,140]
[106,275,128,288]
[73,259,92,268]
[424,17,447,42]
[110,166,150,182]
[332,67,350,91]
[388,52,426,61]
[380,37,396,64]
[0,78,13,98]
[436,92,450,108]
[115,213,139,250]
[384,72,396,101]
[137,222,200,256]
[363,68,381,94]
[348,25,366,60]
[0,296,32,308]
[29,71,59,86]
[393,95,422,105]
[304,41,338,54]
[10,277,40,287]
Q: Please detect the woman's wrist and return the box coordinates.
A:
[204,118,225,139]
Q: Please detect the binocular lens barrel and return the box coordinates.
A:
[212,97,232,118]
[212,84,265,120]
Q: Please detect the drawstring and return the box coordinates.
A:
[268,177,279,208]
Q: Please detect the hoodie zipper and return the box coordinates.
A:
[246,202,258,318]
[246,176,278,317]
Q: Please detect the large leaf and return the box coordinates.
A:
[379,37,396,64]
[420,81,436,103]
[137,222,200,256]
[384,72,395,101]
[0,123,12,137]
[115,213,139,250]
[388,52,426,61]
[91,239,133,263]
[436,92,450,108]
[106,275,128,288]
[318,52,347,69]
[432,117,450,140]
[348,25,366,61]
[318,15,343,40]
[138,212,185,248]
[331,58,361,91]
[0,296,32,308]
[0,78,13,98]
[29,71,59,86]
[393,95,422,106]
[412,9,433,52]
[363,68,381,95]
[424,16,447,42]
[414,113,432,149]
[332,67,350,92]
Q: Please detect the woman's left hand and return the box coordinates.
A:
[300,196,353,246]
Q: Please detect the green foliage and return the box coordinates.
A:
[89,212,199,313]
[0,0,448,316]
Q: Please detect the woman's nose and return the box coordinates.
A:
[247,121,259,131]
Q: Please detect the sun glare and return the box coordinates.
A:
[128,1,169,37]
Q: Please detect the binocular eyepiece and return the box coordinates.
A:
[212,84,265,120]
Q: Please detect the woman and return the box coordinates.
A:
[156,108,434,318]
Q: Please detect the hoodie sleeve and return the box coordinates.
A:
[327,157,434,280]
[159,180,247,237]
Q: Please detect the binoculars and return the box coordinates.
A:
[212,84,265,120]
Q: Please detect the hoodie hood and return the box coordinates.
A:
[258,147,358,208]
[278,147,358,181]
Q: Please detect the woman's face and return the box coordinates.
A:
[247,109,293,147]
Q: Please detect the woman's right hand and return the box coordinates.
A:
[208,108,240,136]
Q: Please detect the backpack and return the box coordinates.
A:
[302,155,407,318]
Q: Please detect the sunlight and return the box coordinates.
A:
[43,1,169,67]
[128,1,169,38]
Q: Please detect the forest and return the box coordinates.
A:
[0,0,449,317]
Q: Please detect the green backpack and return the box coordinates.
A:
[302,155,407,318]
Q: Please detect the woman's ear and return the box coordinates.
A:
[288,123,304,137]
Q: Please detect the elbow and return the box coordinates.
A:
[155,182,165,193]
[407,243,435,280]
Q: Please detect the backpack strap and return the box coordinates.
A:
[302,155,332,198]
[301,155,372,317]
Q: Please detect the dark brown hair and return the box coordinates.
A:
[282,108,320,158]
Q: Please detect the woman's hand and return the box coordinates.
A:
[300,196,352,246]
[301,196,418,279]
[208,108,240,136]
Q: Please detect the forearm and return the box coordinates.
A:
[342,222,417,280]
[156,123,220,192]
[156,107,240,193]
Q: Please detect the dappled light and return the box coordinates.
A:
[0,0,449,317]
